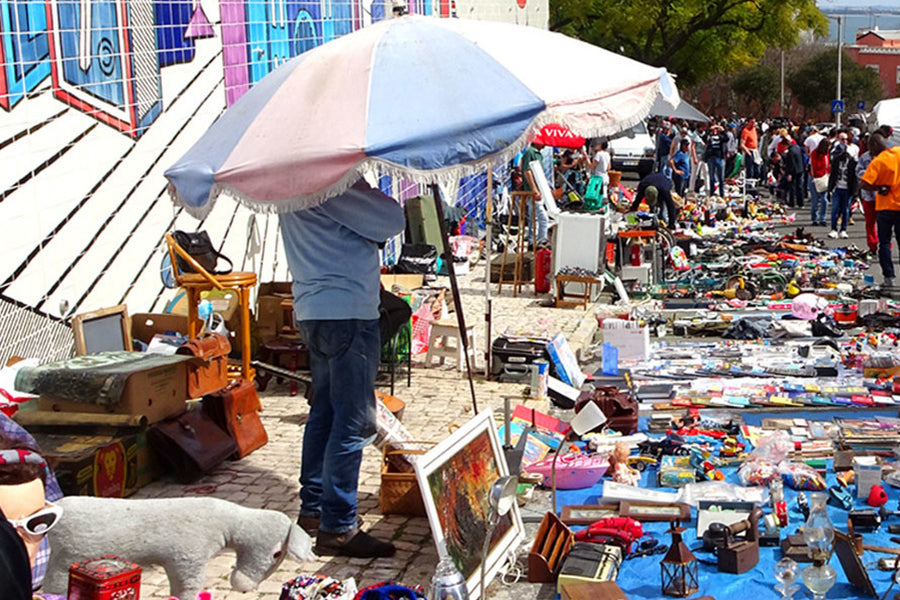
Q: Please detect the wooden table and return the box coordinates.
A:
[555,273,604,309]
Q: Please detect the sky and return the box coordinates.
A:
[817,0,898,9]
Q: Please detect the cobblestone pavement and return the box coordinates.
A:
[133,198,878,599]
[132,263,595,600]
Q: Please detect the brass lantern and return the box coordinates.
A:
[660,525,699,597]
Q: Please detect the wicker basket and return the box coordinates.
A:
[608,169,623,188]
[379,441,435,516]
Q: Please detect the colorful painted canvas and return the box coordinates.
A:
[415,410,524,600]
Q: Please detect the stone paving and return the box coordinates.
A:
[133,196,880,599]
[132,263,596,600]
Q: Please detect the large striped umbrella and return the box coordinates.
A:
[165,15,678,218]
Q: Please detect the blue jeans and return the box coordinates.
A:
[707,158,725,196]
[877,211,900,280]
[526,197,548,243]
[809,183,828,224]
[743,152,758,181]
[298,318,380,534]
[831,188,850,232]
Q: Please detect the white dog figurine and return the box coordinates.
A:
[44,496,315,599]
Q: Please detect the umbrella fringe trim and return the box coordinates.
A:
[166,83,665,217]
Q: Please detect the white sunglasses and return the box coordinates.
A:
[7,502,64,536]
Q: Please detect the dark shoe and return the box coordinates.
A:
[297,513,364,537]
[315,528,396,558]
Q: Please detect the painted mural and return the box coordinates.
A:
[0,0,547,363]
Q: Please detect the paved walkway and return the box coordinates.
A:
[133,263,596,599]
[133,193,881,599]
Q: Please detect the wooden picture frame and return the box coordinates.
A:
[619,501,691,523]
[833,530,877,597]
[72,304,132,355]
[414,410,524,600]
[560,504,620,526]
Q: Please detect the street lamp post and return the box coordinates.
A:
[836,16,843,127]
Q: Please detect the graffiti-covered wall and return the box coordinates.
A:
[0,0,547,362]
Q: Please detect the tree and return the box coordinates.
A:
[731,64,779,117]
[788,49,883,115]
[550,0,828,87]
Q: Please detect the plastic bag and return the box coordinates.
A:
[409,303,434,355]
[738,430,793,486]
[779,461,827,491]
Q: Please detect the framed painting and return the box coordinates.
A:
[619,501,691,523]
[560,504,620,526]
[414,410,524,600]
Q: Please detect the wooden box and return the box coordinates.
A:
[528,511,574,582]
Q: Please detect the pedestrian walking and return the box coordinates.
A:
[809,138,831,226]
[861,133,900,288]
[828,135,857,239]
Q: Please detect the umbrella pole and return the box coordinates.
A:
[485,170,493,382]
[431,183,479,415]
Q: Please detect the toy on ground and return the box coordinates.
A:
[610,442,641,486]
[44,496,315,599]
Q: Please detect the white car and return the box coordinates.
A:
[609,121,656,178]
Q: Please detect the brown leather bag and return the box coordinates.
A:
[575,386,639,435]
[203,379,268,459]
[176,332,231,398]
[148,409,238,483]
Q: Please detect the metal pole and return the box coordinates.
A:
[485,170,493,380]
[780,50,785,117]
[836,16,843,127]
[431,183,479,415]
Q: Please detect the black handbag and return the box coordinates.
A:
[394,243,438,275]
[148,409,238,483]
[172,230,233,275]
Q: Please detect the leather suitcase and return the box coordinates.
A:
[203,379,268,459]
[175,332,231,398]
[148,409,237,483]
[491,335,550,380]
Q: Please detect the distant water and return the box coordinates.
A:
[821,10,900,44]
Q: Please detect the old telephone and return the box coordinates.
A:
[701,507,763,574]
[573,517,644,554]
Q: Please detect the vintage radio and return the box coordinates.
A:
[557,542,623,592]
[68,555,141,600]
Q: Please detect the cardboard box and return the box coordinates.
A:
[380,274,424,290]
[601,320,650,361]
[256,282,294,343]
[854,456,882,499]
[131,313,191,345]
[33,430,159,497]
[39,360,189,424]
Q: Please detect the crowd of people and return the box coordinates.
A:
[517,114,900,291]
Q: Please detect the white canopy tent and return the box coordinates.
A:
[872,98,900,146]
